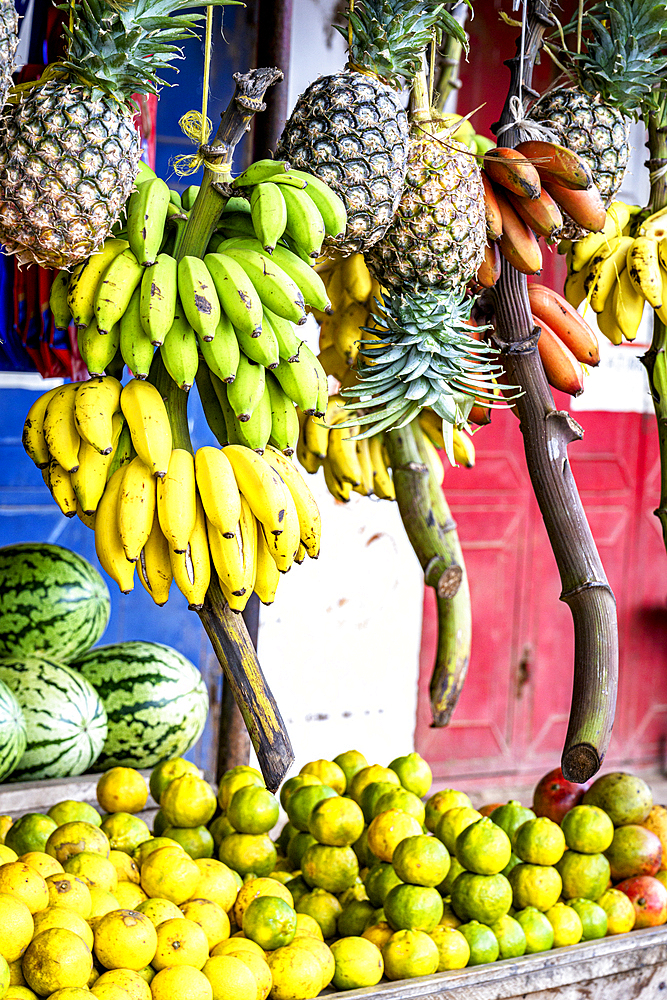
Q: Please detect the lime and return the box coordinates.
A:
[545,902,583,947]
[242,895,297,950]
[425,791,473,834]
[364,863,403,908]
[332,751,368,793]
[450,872,512,924]
[555,850,611,900]
[227,786,279,835]
[457,921,500,965]
[456,818,511,875]
[381,929,439,980]
[514,907,554,952]
[428,926,470,970]
[489,802,536,846]
[435,808,483,853]
[489,914,526,958]
[514,817,566,866]
[561,805,614,854]
[388,754,432,799]
[383,883,444,932]
[508,863,562,911]
[567,898,608,940]
[391,835,450,888]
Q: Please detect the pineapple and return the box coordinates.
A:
[0,0,18,111]
[529,0,667,205]
[277,1,468,255]
[0,0,234,269]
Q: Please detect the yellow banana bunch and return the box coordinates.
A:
[314,253,383,379]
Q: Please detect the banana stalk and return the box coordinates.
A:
[386,421,472,726]
[641,97,667,549]
[492,2,618,783]
[149,69,294,791]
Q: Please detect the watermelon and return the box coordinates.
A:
[0,678,26,781]
[70,641,209,769]
[0,656,108,781]
[0,543,110,661]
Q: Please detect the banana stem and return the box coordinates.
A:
[149,353,193,453]
[386,421,472,726]
[492,0,618,783]
[642,100,667,551]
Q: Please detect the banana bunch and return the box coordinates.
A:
[478,141,603,285]
[22,376,320,609]
[561,199,656,345]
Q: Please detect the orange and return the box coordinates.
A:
[114,882,147,909]
[91,968,151,1000]
[438,902,461,929]
[513,907,554,953]
[360,782,401,824]
[556,850,611,900]
[209,816,236,850]
[162,826,214,860]
[108,850,140,885]
[545,901,583,947]
[227,788,279,836]
[295,888,341,939]
[100,813,151,855]
[149,758,202,805]
[281,936,334,988]
[307,796,364,847]
[597,887,636,934]
[63,852,118,893]
[137,896,184,927]
[45,874,92,918]
[93,909,158,970]
[97,768,148,814]
[388,753,432,799]
[211,938,265,959]
[332,750,368,791]
[48,802,102,828]
[299,760,346,796]
[0,863,47,913]
[508,863,562,911]
[428,926,470,970]
[561,805,614,854]
[218,834,276,878]
[32,905,94,951]
[242,896,297,950]
[362,920,393,951]
[45,822,110,865]
[373,788,425,825]
[190,858,239,912]
[367,810,423,863]
[279,776,321,813]
[0,847,17,864]
[488,915,526,959]
[286,832,317,870]
[22,928,92,995]
[5,815,57,856]
[181,899,230,950]
[300,844,358,893]
[161,775,217,829]
[364,862,403,908]
[286,786,337,833]
[424,789,472,833]
[349,766,400,805]
[567,898,608,940]
[150,966,212,1000]
[0,893,33,962]
[489,801,536,846]
[88,888,120,929]
[217,767,264,813]
[233,877,293,928]
[450,872,512,924]
[153,916,209,970]
[383,883,444,932]
[293,913,323,940]
[456,818,512,875]
[381,929,439,980]
[513,817,566,866]
[265,943,323,1000]
[438,856,466,896]
[329,936,384,989]
[133,838,183,868]
[141,846,200,904]
[391,835,450,888]
[435,807,482,853]
[203,955,260,1000]
[336,899,376,937]
[19,852,63,879]
[223,949,272,1000]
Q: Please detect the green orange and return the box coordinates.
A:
[391,836,450,888]
[435,808,482,854]
[349,766,400,806]
[308,796,364,847]
[388,754,432,799]
[381,929,439,980]
[300,844,359,894]
[545,902,583,947]
[489,802,536,846]
[364,863,403,908]
[287,785,337,833]
[456,921,500,965]
[427,926,470,970]
[450,872,512,925]
[332,751,368,793]
[425,791,472,833]
[456,818,511,875]
[513,817,565,866]
[279,775,321,813]
[514,907,554,953]
[373,789,425,826]
[567,898,608,940]
[383,884,444,932]
[561,805,614,854]
[489,915,526,959]
[508,864,562,912]
[555,850,611,900]
[242,895,297,950]
[295,888,342,940]
[227,786,279,835]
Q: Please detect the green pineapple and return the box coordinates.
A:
[529,0,667,205]
[277,1,467,255]
[0,0,234,268]
[341,287,503,438]
[0,0,18,111]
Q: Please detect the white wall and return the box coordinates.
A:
[252,1,425,777]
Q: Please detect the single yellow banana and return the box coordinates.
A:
[118,455,157,562]
[418,408,446,449]
[95,247,144,334]
[322,456,351,502]
[120,379,172,477]
[295,541,307,564]
[157,448,197,553]
[453,428,475,468]
[328,424,363,486]
[333,299,369,367]
[238,495,258,598]
[194,446,242,538]
[71,413,121,514]
[587,236,634,313]
[22,385,62,468]
[303,413,329,460]
[353,436,374,496]
[263,446,322,558]
[254,521,280,605]
[137,511,173,607]
[170,494,210,609]
[207,518,245,596]
[43,383,81,473]
[95,466,135,593]
[613,266,646,341]
[564,263,589,309]
[627,237,663,308]
[597,296,624,345]
[223,444,296,544]
[296,426,321,474]
[74,375,122,454]
[67,239,129,328]
[46,459,77,517]
[368,434,395,500]
[422,432,445,485]
[76,502,96,530]
[341,253,373,303]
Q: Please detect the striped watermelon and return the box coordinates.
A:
[0,544,110,661]
[0,678,26,781]
[0,656,108,781]
[70,642,209,769]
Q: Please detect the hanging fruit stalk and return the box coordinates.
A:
[491,2,618,783]
[150,68,294,791]
[386,421,471,727]
[641,96,667,549]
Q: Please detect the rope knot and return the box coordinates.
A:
[496,96,561,142]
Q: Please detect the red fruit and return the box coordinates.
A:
[605,825,663,881]
[479,803,505,818]
[616,875,667,928]
[532,767,592,824]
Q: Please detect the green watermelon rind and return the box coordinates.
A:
[0,677,26,781]
[70,641,209,770]
[0,543,111,661]
[0,656,108,781]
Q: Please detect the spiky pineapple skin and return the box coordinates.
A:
[530,87,630,204]
[0,80,140,268]
[278,70,409,255]
[365,121,486,291]
[0,0,18,111]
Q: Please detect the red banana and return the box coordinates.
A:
[483,148,541,200]
[541,181,606,232]
[476,241,501,288]
[494,185,543,275]
[515,140,593,191]
[528,284,599,366]
[536,317,585,396]
[506,187,563,240]
[482,173,503,241]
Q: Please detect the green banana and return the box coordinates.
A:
[177,255,221,341]
[310,344,329,417]
[250,182,287,253]
[233,377,272,452]
[181,185,200,211]
[95,248,144,334]
[50,271,72,330]
[79,319,121,377]
[198,313,240,384]
[161,304,199,391]
[234,320,279,369]
[120,287,154,379]
[270,174,309,189]
[219,238,330,312]
[223,196,252,215]
[232,159,291,187]
[220,247,307,325]
[218,214,257,240]
[210,375,241,444]
[281,184,326,259]
[140,253,178,346]
[286,170,347,238]
[169,189,182,209]
[271,342,320,414]
[196,361,228,447]
[227,354,266,421]
[264,308,301,361]
[266,372,300,456]
[204,252,263,337]
[127,176,171,266]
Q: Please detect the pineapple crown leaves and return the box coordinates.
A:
[555,0,667,117]
[60,0,241,98]
[337,1,470,87]
[339,285,508,437]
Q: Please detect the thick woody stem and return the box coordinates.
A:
[491,1,618,782]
